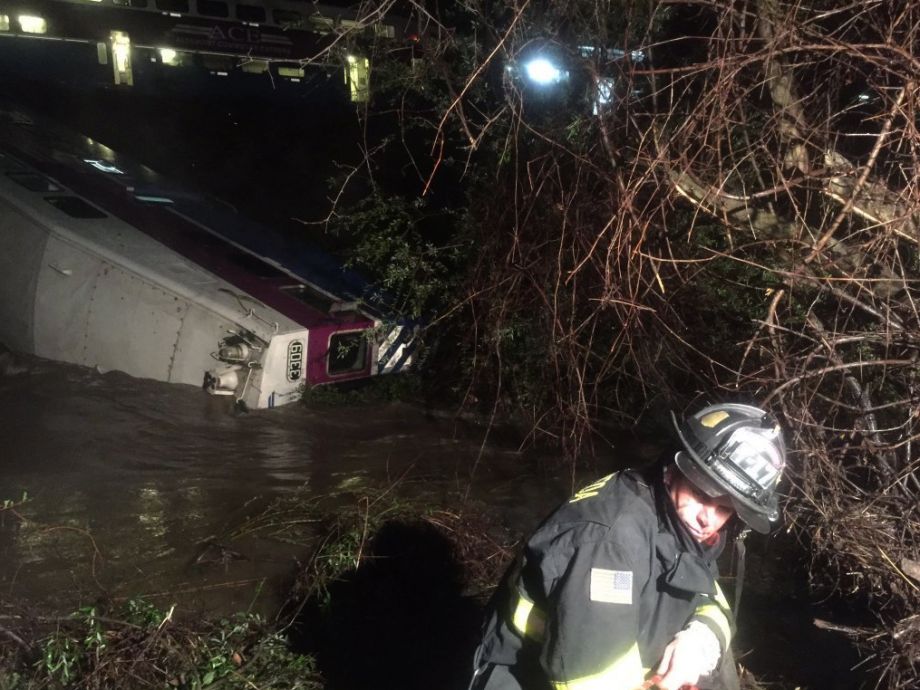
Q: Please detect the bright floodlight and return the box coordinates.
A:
[524,57,563,85]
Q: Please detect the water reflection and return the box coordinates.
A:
[0,351,573,616]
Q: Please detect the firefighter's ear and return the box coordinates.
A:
[663,463,676,488]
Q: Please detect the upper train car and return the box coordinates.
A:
[0,0,407,100]
[0,102,417,409]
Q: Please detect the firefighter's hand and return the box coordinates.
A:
[654,622,721,690]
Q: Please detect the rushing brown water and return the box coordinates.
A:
[0,350,577,618]
[0,351,869,690]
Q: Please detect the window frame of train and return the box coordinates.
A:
[236,3,266,23]
[44,196,108,219]
[197,0,229,17]
[7,172,61,193]
[327,330,369,377]
[155,0,189,13]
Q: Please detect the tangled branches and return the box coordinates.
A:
[329,0,920,685]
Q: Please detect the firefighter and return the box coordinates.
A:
[469,403,786,690]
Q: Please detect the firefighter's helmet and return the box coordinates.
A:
[672,403,785,533]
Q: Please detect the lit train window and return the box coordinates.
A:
[18,15,47,34]
[155,0,189,12]
[240,59,269,74]
[7,172,61,192]
[45,196,107,219]
[277,65,304,78]
[197,0,228,17]
[236,4,265,22]
[0,15,9,31]
[327,332,368,376]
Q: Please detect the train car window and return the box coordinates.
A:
[7,172,61,192]
[0,15,9,31]
[18,15,47,34]
[240,59,269,74]
[202,54,233,71]
[113,0,148,7]
[236,4,266,22]
[197,0,229,17]
[272,9,302,25]
[308,15,335,33]
[277,64,304,78]
[280,284,335,313]
[45,197,107,219]
[156,0,189,12]
[327,332,368,375]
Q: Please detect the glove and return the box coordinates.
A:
[654,621,721,690]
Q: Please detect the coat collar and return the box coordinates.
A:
[651,465,726,596]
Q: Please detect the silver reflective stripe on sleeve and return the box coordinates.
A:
[694,602,732,649]
[548,642,645,690]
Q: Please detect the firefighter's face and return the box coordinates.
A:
[667,473,735,543]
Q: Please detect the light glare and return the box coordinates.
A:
[524,58,563,85]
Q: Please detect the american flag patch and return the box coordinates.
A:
[590,568,633,604]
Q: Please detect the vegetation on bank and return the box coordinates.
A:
[4,0,918,685]
[1,606,320,690]
[308,1,920,686]
[0,491,516,689]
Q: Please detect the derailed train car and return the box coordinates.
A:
[0,105,416,409]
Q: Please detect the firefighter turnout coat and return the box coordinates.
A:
[470,469,735,690]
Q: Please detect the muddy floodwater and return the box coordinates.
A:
[0,351,578,618]
[0,352,868,689]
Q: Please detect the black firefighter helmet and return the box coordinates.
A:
[672,403,786,534]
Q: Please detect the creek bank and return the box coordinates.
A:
[1,484,864,690]
[0,489,516,690]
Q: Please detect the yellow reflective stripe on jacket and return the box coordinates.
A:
[548,642,644,690]
[713,581,730,610]
[694,603,732,647]
[511,592,546,641]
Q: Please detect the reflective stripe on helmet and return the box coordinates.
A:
[672,403,786,530]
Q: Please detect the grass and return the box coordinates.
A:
[1,601,323,690]
[0,488,517,690]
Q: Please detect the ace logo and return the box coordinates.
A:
[208,25,261,44]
